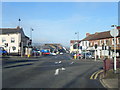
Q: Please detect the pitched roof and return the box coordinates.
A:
[0,26,22,34]
[82,27,120,41]
[0,26,29,39]
[70,40,81,43]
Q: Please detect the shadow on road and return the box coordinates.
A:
[4,63,34,68]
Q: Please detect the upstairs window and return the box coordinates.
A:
[73,44,77,49]
[106,39,109,46]
[2,37,6,43]
[112,38,114,45]
[11,37,15,43]
[118,38,120,44]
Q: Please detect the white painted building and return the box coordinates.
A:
[70,40,81,54]
[0,26,30,55]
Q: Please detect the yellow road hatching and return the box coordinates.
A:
[90,70,104,80]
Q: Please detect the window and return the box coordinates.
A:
[106,39,109,45]
[11,37,15,43]
[12,46,16,51]
[73,44,77,49]
[118,38,120,44]
[112,38,114,45]
[2,37,6,43]
[82,41,84,46]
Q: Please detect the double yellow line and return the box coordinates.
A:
[90,70,104,80]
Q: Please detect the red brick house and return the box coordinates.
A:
[81,26,120,59]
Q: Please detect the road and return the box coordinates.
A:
[2,54,105,88]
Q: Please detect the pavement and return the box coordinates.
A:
[99,69,120,89]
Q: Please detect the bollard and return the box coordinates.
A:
[27,54,30,58]
[74,54,76,59]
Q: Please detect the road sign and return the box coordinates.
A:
[110,28,119,72]
[110,29,119,37]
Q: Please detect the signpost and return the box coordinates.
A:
[110,28,119,73]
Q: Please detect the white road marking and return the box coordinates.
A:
[70,62,74,65]
[55,69,59,75]
[59,61,62,64]
[61,67,65,70]
[55,62,58,64]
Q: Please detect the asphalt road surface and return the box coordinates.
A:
[2,54,105,89]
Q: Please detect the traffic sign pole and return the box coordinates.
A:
[110,28,118,73]
[114,37,117,72]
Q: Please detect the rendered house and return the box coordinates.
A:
[70,40,81,54]
[0,26,30,55]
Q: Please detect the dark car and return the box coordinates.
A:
[0,47,8,56]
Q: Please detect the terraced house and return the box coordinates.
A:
[80,26,120,59]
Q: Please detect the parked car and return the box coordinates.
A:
[0,47,8,56]
[41,50,50,55]
[60,52,63,55]
[76,53,83,59]
[50,53,57,56]
[82,52,94,59]
[32,49,41,56]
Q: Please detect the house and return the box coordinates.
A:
[70,40,81,54]
[80,26,120,59]
[0,26,30,55]
[44,44,63,53]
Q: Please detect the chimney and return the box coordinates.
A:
[117,26,120,30]
[95,32,99,34]
[17,26,20,30]
[86,33,90,37]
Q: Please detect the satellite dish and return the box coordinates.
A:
[110,29,119,37]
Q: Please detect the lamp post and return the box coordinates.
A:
[110,25,119,73]
[18,18,21,27]
[75,32,79,59]
[30,28,34,43]
[27,28,34,57]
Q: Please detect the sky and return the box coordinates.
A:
[1,2,118,47]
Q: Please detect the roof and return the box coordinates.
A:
[82,27,120,41]
[0,26,29,39]
[0,26,22,34]
[70,40,81,43]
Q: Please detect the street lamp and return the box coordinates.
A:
[30,28,34,40]
[18,18,21,27]
[30,28,34,46]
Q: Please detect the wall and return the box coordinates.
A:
[0,33,20,53]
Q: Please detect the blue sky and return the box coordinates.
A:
[2,2,118,47]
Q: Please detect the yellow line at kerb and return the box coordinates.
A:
[94,70,104,79]
[90,70,100,79]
